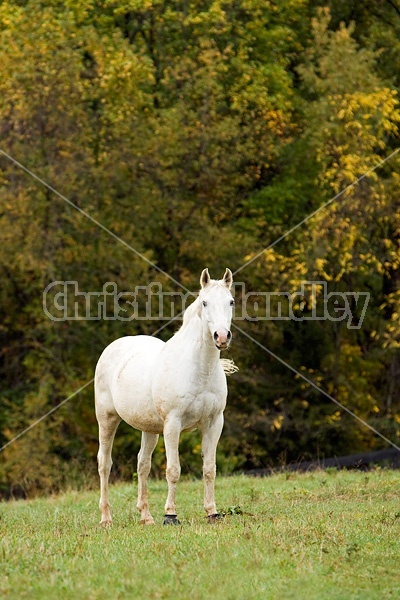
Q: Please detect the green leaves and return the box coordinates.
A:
[0,1,400,495]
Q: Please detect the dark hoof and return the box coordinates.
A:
[206,513,224,523]
[163,514,181,525]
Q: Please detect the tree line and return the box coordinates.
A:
[0,0,399,497]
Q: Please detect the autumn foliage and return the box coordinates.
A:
[0,1,399,497]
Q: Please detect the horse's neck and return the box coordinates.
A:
[173,313,220,375]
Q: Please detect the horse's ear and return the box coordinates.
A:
[200,268,211,288]
[223,268,233,289]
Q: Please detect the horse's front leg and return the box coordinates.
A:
[163,417,181,524]
[201,413,224,518]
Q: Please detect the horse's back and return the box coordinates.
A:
[95,335,165,433]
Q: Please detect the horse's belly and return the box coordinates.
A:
[112,379,164,434]
[117,406,163,434]
[113,382,163,433]
[154,387,226,433]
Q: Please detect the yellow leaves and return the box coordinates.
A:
[300,7,400,210]
[315,258,326,271]
[271,415,284,431]
[314,257,332,281]
[335,89,400,140]
[183,2,229,37]
[334,91,397,148]
[264,250,276,263]
[382,291,400,332]
[344,120,362,131]
[328,411,342,423]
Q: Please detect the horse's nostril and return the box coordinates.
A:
[213,331,219,341]
[227,331,232,340]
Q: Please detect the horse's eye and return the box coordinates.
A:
[202,301,207,307]
[230,300,234,306]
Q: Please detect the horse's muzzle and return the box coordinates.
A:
[214,330,232,350]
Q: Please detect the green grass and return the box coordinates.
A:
[1,469,399,599]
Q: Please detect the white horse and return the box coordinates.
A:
[95,268,236,526]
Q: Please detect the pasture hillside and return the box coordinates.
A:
[1,470,399,599]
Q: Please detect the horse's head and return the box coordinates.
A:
[199,268,234,351]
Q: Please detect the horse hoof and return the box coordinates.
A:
[206,513,224,523]
[163,514,181,525]
[140,517,155,525]
[100,519,112,528]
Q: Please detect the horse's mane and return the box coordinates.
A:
[180,280,221,330]
[180,295,201,330]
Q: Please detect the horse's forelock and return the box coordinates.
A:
[200,278,231,295]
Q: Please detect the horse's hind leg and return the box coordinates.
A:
[96,410,121,527]
[137,432,159,525]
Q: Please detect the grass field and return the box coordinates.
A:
[1,469,399,599]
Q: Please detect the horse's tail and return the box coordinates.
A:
[220,358,239,376]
